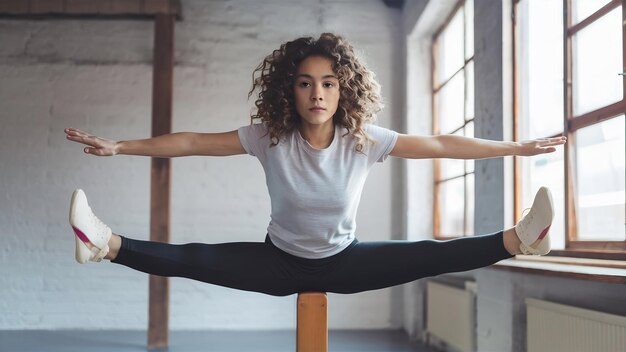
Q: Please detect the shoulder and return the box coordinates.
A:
[239,122,269,134]
[237,123,273,157]
[363,123,398,141]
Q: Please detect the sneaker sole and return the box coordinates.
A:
[69,189,82,225]
[75,233,91,264]
[538,186,554,221]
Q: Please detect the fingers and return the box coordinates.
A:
[65,127,112,156]
[536,136,567,148]
[65,127,89,137]
[65,128,86,139]
[545,136,567,145]
[65,128,98,146]
[537,139,562,154]
[519,136,566,156]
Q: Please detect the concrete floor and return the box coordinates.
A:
[0,329,439,352]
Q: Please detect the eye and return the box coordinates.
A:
[323,82,335,88]
[298,81,311,88]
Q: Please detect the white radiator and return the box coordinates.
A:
[426,281,475,352]
[527,298,626,352]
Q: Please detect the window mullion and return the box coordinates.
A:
[569,101,626,131]
[564,0,579,248]
[567,0,621,36]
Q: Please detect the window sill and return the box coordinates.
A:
[549,248,626,261]
[492,255,626,284]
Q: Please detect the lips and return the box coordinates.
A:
[309,107,326,111]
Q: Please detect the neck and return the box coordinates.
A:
[298,122,335,149]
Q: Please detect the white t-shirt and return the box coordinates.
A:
[237,123,398,259]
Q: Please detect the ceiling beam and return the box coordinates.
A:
[0,0,181,19]
[382,0,405,9]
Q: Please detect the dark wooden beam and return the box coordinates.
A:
[148,13,174,351]
[0,0,182,18]
[382,0,405,9]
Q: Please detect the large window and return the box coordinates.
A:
[432,0,474,238]
[514,0,625,257]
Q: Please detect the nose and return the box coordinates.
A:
[310,85,323,101]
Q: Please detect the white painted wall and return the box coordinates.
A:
[0,0,404,330]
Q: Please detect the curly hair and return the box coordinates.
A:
[248,33,383,152]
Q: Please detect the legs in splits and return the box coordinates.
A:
[69,187,554,296]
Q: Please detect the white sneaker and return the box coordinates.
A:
[515,187,554,255]
[69,189,112,263]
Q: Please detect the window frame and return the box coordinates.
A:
[432,0,475,239]
[512,0,626,260]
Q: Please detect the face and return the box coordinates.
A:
[293,55,340,128]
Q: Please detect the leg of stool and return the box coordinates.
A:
[296,292,328,352]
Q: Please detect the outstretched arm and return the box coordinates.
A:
[65,128,246,157]
[389,134,566,159]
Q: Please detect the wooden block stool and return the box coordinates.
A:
[297,292,328,352]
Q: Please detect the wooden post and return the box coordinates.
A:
[148,13,174,350]
[297,292,328,352]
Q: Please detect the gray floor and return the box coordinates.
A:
[0,330,438,352]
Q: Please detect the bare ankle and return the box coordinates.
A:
[105,234,122,260]
[503,227,522,255]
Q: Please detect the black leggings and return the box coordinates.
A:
[112,232,512,297]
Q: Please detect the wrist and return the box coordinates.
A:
[113,141,123,155]
[512,141,522,156]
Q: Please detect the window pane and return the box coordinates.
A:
[441,160,465,180]
[465,173,474,236]
[437,9,464,84]
[574,115,625,241]
[465,60,474,120]
[573,7,623,116]
[573,0,612,24]
[439,177,465,236]
[465,121,474,173]
[464,0,474,60]
[516,0,564,140]
[437,71,465,134]
[521,149,566,249]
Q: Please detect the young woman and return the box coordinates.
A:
[65,33,565,297]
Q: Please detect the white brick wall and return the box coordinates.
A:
[0,0,403,330]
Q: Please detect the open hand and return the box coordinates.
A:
[518,136,567,156]
[65,128,118,156]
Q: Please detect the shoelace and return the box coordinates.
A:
[519,207,534,235]
[518,207,549,253]
[88,206,108,238]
